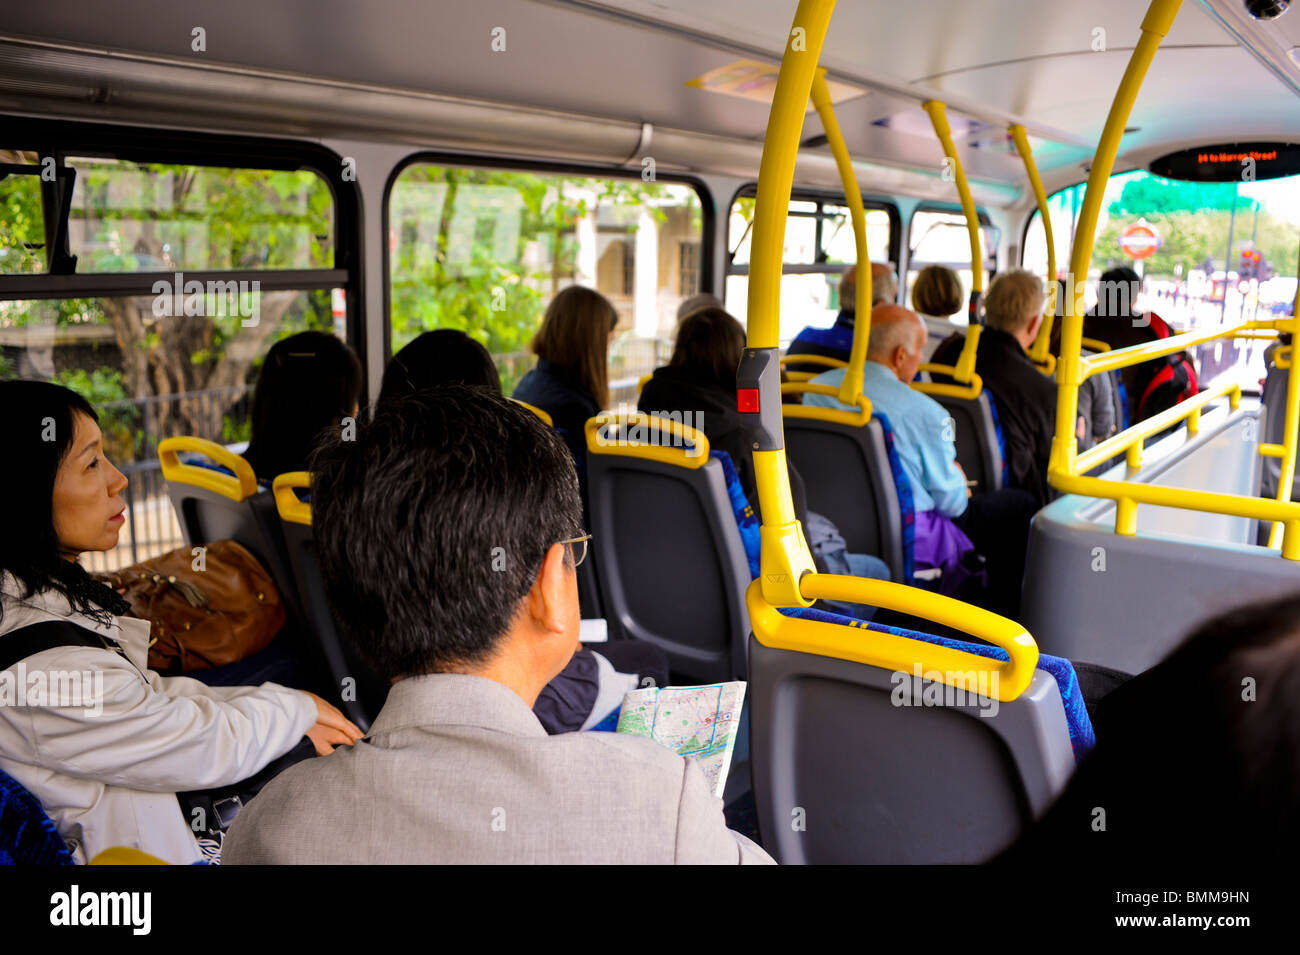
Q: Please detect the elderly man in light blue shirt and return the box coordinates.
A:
[804,304,977,589]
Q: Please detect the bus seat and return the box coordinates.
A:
[0,766,72,865]
[544,424,603,620]
[749,607,1079,864]
[782,411,914,584]
[271,473,385,732]
[157,437,302,621]
[586,415,751,683]
[931,391,1006,492]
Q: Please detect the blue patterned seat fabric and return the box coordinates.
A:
[870,412,916,583]
[0,767,72,865]
[983,395,1010,486]
[778,604,1095,760]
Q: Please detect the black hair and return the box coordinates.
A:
[244,331,363,481]
[378,329,501,404]
[309,385,583,680]
[669,308,745,392]
[1003,591,1300,866]
[0,380,130,626]
[1093,266,1143,319]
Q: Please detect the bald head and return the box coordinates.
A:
[866,304,926,383]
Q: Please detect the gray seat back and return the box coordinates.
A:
[748,634,1074,863]
[932,391,1004,493]
[782,415,906,581]
[586,424,752,683]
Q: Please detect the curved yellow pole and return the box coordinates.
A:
[810,71,872,408]
[1012,124,1058,368]
[923,100,983,384]
[1268,249,1300,551]
[1051,0,1183,486]
[742,0,833,606]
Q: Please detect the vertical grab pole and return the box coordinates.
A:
[923,100,983,382]
[811,71,872,408]
[1050,0,1183,492]
[739,0,835,607]
[1267,243,1300,555]
[1013,124,1058,367]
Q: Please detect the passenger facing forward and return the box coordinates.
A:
[243,331,363,486]
[223,388,773,864]
[638,304,889,620]
[806,305,1036,617]
[932,270,1068,510]
[785,262,898,370]
[378,328,670,732]
[911,264,965,363]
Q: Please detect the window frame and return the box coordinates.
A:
[381,152,715,363]
[906,201,1000,275]
[724,183,902,278]
[0,115,366,376]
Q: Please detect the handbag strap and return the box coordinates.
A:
[0,620,130,672]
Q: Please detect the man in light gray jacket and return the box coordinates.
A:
[223,387,773,865]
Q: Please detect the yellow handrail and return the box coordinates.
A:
[743,0,1043,702]
[911,369,985,401]
[1014,124,1057,368]
[510,397,554,427]
[810,71,872,409]
[158,436,258,502]
[584,412,710,469]
[778,353,848,371]
[272,471,313,526]
[780,381,872,426]
[1046,0,1300,557]
[747,578,1038,703]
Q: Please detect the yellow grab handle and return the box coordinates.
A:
[158,436,258,502]
[272,471,313,526]
[748,577,1039,702]
[584,411,710,469]
[510,397,554,427]
[810,71,871,409]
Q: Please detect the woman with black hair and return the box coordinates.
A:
[244,331,364,483]
[0,381,362,863]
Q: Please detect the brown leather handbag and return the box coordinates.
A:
[96,540,285,674]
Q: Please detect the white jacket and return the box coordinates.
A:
[0,572,316,864]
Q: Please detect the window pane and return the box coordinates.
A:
[905,209,999,323]
[0,152,45,274]
[0,289,344,572]
[388,165,704,399]
[63,157,334,272]
[819,205,892,265]
[1025,170,1300,392]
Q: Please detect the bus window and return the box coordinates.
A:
[1024,169,1300,392]
[387,164,705,403]
[724,191,894,345]
[904,208,998,326]
[0,148,348,573]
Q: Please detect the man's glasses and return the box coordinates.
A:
[558,533,592,568]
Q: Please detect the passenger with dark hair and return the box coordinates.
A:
[243,331,363,483]
[1002,592,1300,867]
[222,388,773,864]
[378,328,500,402]
[640,303,890,620]
[0,380,361,864]
[1082,266,1198,426]
[378,329,669,734]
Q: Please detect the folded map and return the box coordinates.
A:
[615,682,745,799]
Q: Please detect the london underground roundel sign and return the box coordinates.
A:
[1119,222,1161,260]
